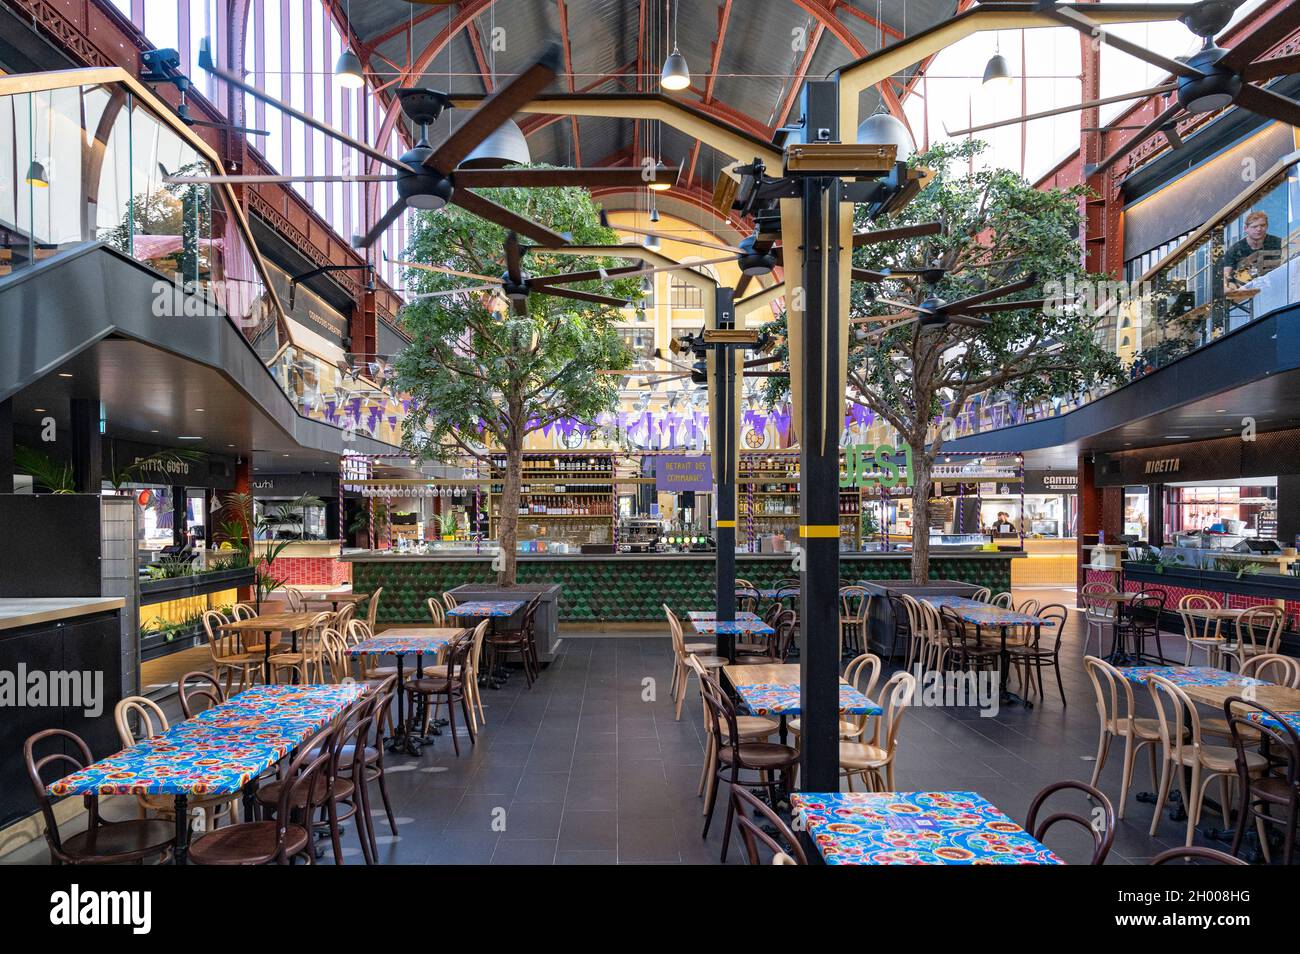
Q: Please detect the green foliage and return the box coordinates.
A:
[14,445,76,493]
[437,510,459,538]
[146,555,196,580]
[392,176,635,466]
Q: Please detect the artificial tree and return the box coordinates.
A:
[394,181,636,586]
[765,141,1124,583]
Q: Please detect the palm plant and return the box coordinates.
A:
[14,446,76,493]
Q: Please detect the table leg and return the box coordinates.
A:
[999,625,1030,708]
[263,630,272,685]
[241,779,257,824]
[779,714,789,747]
[173,794,189,865]
[291,629,300,685]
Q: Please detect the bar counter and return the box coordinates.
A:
[343,550,1020,624]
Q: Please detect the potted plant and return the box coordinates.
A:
[438,510,458,542]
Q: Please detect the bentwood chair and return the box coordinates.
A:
[178,670,226,718]
[665,605,726,719]
[1083,656,1169,819]
[441,590,458,610]
[346,674,400,843]
[699,674,799,862]
[969,587,991,602]
[1119,595,1167,664]
[1150,846,1247,865]
[1241,653,1300,688]
[486,596,542,688]
[839,585,870,657]
[417,620,487,732]
[731,784,807,865]
[189,725,336,865]
[318,628,352,684]
[1025,780,1116,865]
[789,652,882,744]
[406,632,477,756]
[1080,581,1118,657]
[114,696,238,831]
[1006,604,1069,706]
[427,596,447,626]
[838,670,916,792]
[990,591,1014,609]
[1147,674,1268,846]
[1221,606,1285,672]
[269,611,332,684]
[202,609,260,693]
[282,587,306,612]
[937,605,1000,676]
[1224,696,1300,865]
[890,593,923,670]
[687,655,778,815]
[1178,594,1224,666]
[24,728,176,865]
[772,607,800,661]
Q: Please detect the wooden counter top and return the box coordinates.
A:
[0,597,125,632]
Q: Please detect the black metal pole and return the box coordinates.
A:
[715,287,738,663]
[797,79,843,794]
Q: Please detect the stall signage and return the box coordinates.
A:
[1024,470,1079,494]
[657,455,713,491]
[840,443,913,490]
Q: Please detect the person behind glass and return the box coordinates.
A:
[992,511,1016,535]
[1222,210,1282,289]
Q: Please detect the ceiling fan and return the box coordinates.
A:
[390,232,641,315]
[950,1,1300,178]
[597,348,779,389]
[850,272,1044,336]
[181,40,678,248]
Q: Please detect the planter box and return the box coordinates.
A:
[139,621,206,662]
[139,566,254,606]
[861,580,985,660]
[448,582,563,663]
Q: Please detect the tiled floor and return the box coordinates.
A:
[5,587,1260,865]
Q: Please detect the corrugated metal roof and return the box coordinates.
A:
[348,0,957,173]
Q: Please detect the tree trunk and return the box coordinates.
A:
[497,427,523,587]
[910,448,932,585]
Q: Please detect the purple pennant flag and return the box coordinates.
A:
[387,415,397,428]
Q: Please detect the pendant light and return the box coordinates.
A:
[463,8,531,167]
[660,1,690,91]
[983,33,1012,90]
[857,111,914,163]
[334,0,364,89]
[25,159,49,188]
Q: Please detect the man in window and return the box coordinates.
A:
[1222,210,1282,290]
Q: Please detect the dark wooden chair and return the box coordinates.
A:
[1150,846,1248,865]
[351,674,400,842]
[24,728,176,865]
[1225,696,1299,864]
[938,606,1001,675]
[486,596,542,688]
[772,607,799,661]
[189,724,336,865]
[699,674,799,862]
[178,670,226,718]
[731,783,807,865]
[407,633,477,755]
[1119,594,1167,664]
[1007,603,1069,706]
[1025,779,1115,865]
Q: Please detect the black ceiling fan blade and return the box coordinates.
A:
[961,298,1048,316]
[852,221,944,247]
[455,165,678,189]
[1235,83,1300,127]
[351,198,408,249]
[449,189,570,247]
[186,118,271,136]
[426,43,562,175]
[541,286,629,308]
[1163,122,1185,150]
[528,264,646,289]
[947,314,994,329]
[1219,5,1300,73]
[1089,101,1185,178]
[197,41,411,173]
[504,231,524,287]
[942,273,1038,313]
[851,268,890,283]
[1242,53,1300,83]
[944,83,1178,136]
[743,355,782,369]
[733,274,754,297]
[1041,4,1206,80]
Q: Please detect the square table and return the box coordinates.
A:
[792,791,1064,865]
[349,629,463,755]
[315,587,370,612]
[1117,665,1300,710]
[218,611,323,684]
[446,600,527,688]
[723,663,880,744]
[922,597,1053,708]
[687,611,775,637]
[47,683,365,864]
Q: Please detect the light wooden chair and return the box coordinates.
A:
[269,611,332,684]
[789,652,881,743]
[333,602,358,634]
[990,591,1014,609]
[364,587,384,632]
[202,609,260,693]
[1081,581,1118,656]
[1018,598,1041,616]
[1146,673,1268,846]
[1241,653,1300,687]
[666,605,726,720]
[970,587,991,602]
[1220,606,1285,672]
[114,696,237,831]
[232,603,257,619]
[838,670,916,792]
[427,596,446,626]
[319,627,351,684]
[416,620,488,732]
[1178,594,1223,666]
[282,587,306,612]
[838,585,870,657]
[442,590,458,610]
[1083,655,1169,819]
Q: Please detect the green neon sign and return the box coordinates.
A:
[840,443,914,490]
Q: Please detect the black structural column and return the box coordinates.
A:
[714,287,738,663]
[0,398,13,493]
[172,487,188,546]
[797,79,844,794]
[69,398,102,494]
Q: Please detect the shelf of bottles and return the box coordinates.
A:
[488,452,616,547]
[739,452,863,551]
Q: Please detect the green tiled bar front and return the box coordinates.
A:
[346,553,1016,624]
